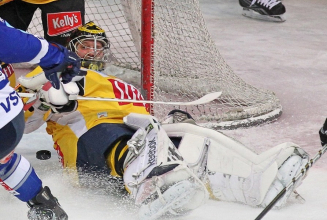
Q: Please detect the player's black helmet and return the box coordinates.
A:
[67,21,110,71]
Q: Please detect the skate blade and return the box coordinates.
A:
[293,190,306,204]
[242,8,286,22]
[138,180,204,220]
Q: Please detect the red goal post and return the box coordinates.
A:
[141,0,154,114]
[26,0,282,130]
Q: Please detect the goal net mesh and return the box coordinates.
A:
[26,0,282,129]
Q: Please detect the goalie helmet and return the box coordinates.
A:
[68,21,110,71]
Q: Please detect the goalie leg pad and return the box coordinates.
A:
[163,123,280,206]
[260,147,309,208]
[123,113,208,219]
[163,123,310,207]
[138,179,204,220]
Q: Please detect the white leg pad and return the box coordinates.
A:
[260,148,309,208]
[123,113,208,219]
[163,123,308,206]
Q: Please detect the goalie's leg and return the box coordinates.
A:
[122,113,208,220]
[260,147,309,208]
[162,113,309,208]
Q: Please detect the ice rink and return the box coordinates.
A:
[1,0,327,219]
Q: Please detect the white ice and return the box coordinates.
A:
[1,0,327,219]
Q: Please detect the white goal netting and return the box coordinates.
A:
[26,0,282,130]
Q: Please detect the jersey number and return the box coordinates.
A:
[109,79,146,107]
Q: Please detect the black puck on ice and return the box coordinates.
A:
[36,150,51,160]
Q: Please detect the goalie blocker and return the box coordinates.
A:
[162,110,309,208]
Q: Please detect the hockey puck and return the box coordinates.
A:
[36,150,51,160]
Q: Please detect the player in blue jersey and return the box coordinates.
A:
[0,18,84,220]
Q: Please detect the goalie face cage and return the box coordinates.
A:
[27,0,282,130]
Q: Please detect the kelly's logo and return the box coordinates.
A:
[47,11,82,36]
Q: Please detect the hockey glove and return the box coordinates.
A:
[38,81,79,113]
[40,43,86,90]
[319,118,327,146]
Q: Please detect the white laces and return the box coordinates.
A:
[251,0,280,9]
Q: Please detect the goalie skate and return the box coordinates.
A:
[239,0,286,22]
[260,148,309,208]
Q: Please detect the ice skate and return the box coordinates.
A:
[27,186,68,220]
[239,0,286,22]
[260,148,309,208]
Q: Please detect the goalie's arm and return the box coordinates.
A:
[17,71,80,133]
[23,98,51,134]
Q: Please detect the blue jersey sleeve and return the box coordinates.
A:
[0,18,63,67]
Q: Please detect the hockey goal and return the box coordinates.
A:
[26,0,282,130]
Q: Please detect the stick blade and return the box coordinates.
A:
[184,91,222,105]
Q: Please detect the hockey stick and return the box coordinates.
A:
[254,144,327,220]
[18,91,222,106]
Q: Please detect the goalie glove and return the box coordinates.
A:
[37,81,79,113]
[18,72,80,114]
[319,118,327,146]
